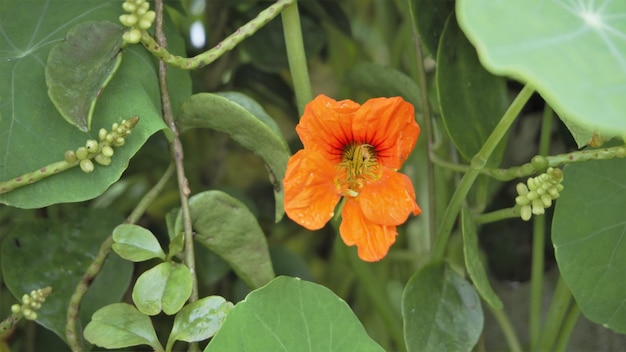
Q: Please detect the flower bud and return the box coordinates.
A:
[119,14,137,27]
[76,147,88,160]
[95,154,112,166]
[11,304,21,314]
[521,205,532,221]
[122,2,136,12]
[516,183,528,196]
[530,155,549,170]
[101,145,114,157]
[80,159,95,173]
[123,29,142,44]
[85,139,99,153]
[99,128,108,141]
[515,195,529,206]
[64,150,77,163]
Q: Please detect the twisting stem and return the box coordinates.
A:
[65,164,175,352]
[281,0,312,114]
[153,0,199,310]
[140,0,295,70]
[474,206,520,224]
[432,84,534,260]
[554,303,581,352]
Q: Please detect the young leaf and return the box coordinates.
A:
[84,303,163,351]
[132,262,193,316]
[45,21,124,132]
[175,190,275,289]
[166,296,234,351]
[552,157,626,334]
[0,209,132,345]
[112,224,166,262]
[461,207,503,310]
[457,0,626,144]
[167,232,185,259]
[402,262,483,352]
[436,12,509,166]
[205,276,384,352]
[176,93,290,222]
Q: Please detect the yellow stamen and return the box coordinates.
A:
[336,143,382,197]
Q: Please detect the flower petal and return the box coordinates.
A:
[296,94,360,162]
[359,169,421,226]
[339,199,397,262]
[352,97,420,169]
[284,149,341,230]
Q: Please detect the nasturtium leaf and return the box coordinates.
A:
[552,157,626,333]
[177,93,289,222]
[132,262,193,316]
[408,0,455,58]
[402,262,483,352]
[112,224,166,262]
[205,276,384,352]
[0,209,132,344]
[175,190,275,289]
[457,0,626,144]
[346,63,422,110]
[166,296,234,351]
[46,21,124,131]
[461,207,503,310]
[0,0,191,208]
[436,13,509,165]
[83,303,163,350]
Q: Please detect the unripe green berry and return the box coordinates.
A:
[515,195,529,206]
[11,304,21,314]
[527,178,539,191]
[64,150,77,163]
[119,14,138,27]
[76,147,88,160]
[531,199,545,215]
[122,2,136,12]
[114,137,125,146]
[99,128,108,141]
[521,205,532,221]
[22,294,31,304]
[139,1,150,12]
[527,190,539,201]
[516,183,528,196]
[23,308,36,321]
[80,159,95,173]
[101,145,114,157]
[95,154,112,166]
[86,139,99,153]
[123,29,142,44]
[541,194,552,208]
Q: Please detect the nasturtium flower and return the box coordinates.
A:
[284,94,421,262]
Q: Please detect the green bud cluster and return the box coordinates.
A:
[64,116,139,173]
[10,287,52,321]
[515,167,564,221]
[119,0,156,44]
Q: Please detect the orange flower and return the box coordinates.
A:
[283,94,421,262]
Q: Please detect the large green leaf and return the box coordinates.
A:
[552,158,626,333]
[205,276,384,352]
[461,207,503,310]
[45,21,124,132]
[175,190,275,290]
[408,0,455,58]
[132,262,193,316]
[436,12,510,165]
[402,262,483,352]
[457,0,626,145]
[0,0,191,207]
[83,303,163,350]
[0,209,132,344]
[177,92,290,222]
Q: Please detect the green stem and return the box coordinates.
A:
[0,159,78,194]
[536,275,573,351]
[432,144,626,182]
[529,104,553,350]
[65,164,175,352]
[281,0,312,115]
[474,206,519,224]
[408,0,437,248]
[432,84,534,260]
[139,0,295,70]
[487,303,523,352]
[554,303,581,352]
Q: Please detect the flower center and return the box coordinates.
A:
[336,143,382,197]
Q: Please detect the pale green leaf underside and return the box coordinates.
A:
[457,0,626,144]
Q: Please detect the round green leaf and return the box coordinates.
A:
[132,262,193,316]
[461,207,503,310]
[112,224,166,262]
[436,12,510,165]
[83,303,163,350]
[457,0,626,144]
[402,262,483,352]
[45,21,124,132]
[0,209,132,344]
[175,190,275,290]
[176,93,290,222]
[205,276,384,352]
[0,0,190,208]
[166,296,234,351]
[552,157,626,333]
